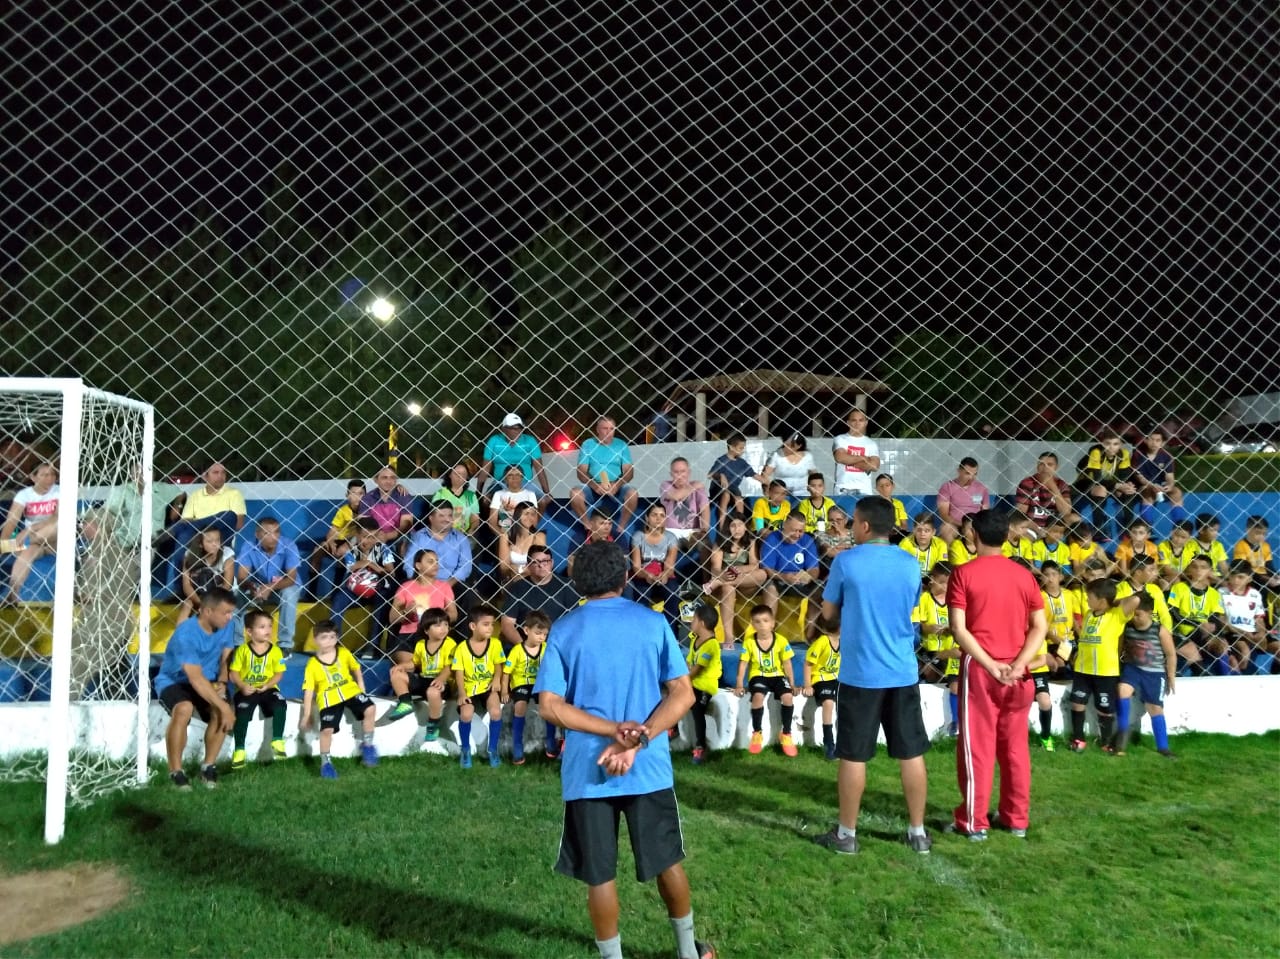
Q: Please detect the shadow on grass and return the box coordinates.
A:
[116,800,676,959]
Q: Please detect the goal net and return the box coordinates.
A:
[0,378,154,844]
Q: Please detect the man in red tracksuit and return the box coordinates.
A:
[946,510,1047,840]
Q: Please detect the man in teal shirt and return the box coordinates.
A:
[570,415,638,534]
[477,413,552,510]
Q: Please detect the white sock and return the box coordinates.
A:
[837,823,856,840]
[596,934,623,959]
[671,912,697,958]
[907,824,926,838]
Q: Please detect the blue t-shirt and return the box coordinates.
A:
[707,454,756,494]
[534,596,687,800]
[822,543,920,688]
[483,433,543,483]
[578,438,632,484]
[236,537,300,584]
[154,616,237,695]
[760,531,819,574]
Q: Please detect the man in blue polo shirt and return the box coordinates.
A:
[155,586,238,790]
[535,541,713,959]
[760,513,821,612]
[569,415,639,534]
[235,517,302,650]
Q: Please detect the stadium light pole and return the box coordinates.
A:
[344,297,397,474]
[389,402,454,475]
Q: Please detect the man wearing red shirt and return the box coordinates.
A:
[1014,452,1075,528]
[946,510,1047,840]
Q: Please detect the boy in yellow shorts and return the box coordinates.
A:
[228,608,288,769]
[686,605,723,765]
[501,609,550,765]
[733,605,798,756]
[376,607,456,741]
[802,622,842,760]
[300,619,378,779]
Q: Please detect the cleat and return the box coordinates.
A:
[691,747,705,765]
[947,722,958,737]
[231,749,247,770]
[170,770,192,791]
[270,738,287,758]
[1069,739,1088,753]
[320,760,338,780]
[200,765,218,789]
[424,724,440,743]
[778,733,798,757]
[459,752,472,770]
[360,744,379,767]
[824,743,837,761]
[1039,736,1055,752]
[905,831,933,854]
[512,744,525,765]
[489,753,502,768]
[748,731,764,754]
[1158,748,1178,760]
[1100,743,1115,754]
[545,740,561,760]
[695,941,716,959]
[815,826,859,855]
[377,701,415,726]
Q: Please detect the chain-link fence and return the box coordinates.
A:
[2,4,1278,672]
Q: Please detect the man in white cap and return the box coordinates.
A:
[477,413,553,510]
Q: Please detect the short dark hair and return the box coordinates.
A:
[913,511,936,527]
[1040,560,1061,575]
[201,586,236,610]
[971,510,1010,548]
[311,619,339,638]
[1127,518,1151,532]
[874,473,893,486]
[571,541,628,597]
[1246,515,1270,531]
[243,608,272,631]
[1171,519,1195,535]
[1229,558,1255,577]
[768,479,788,492]
[413,607,450,635]
[354,516,380,533]
[527,544,552,561]
[749,603,774,619]
[256,516,280,530]
[1086,579,1118,604]
[1196,512,1219,532]
[1146,427,1165,440]
[692,605,719,631]
[346,479,366,491]
[1130,555,1155,573]
[412,548,437,567]
[807,471,824,483]
[853,495,894,536]
[1134,591,1155,613]
[523,609,552,631]
[960,456,978,469]
[929,561,952,578]
[1037,451,1058,464]
[468,603,499,624]
[726,433,745,446]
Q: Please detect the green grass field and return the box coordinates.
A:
[1,732,1278,958]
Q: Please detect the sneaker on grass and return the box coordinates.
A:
[376,701,415,726]
[691,747,705,765]
[200,765,218,789]
[1039,736,1056,752]
[424,724,440,743]
[361,744,379,767]
[943,823,988,842]
[270,738,287,758]
[748,731,763,754]
[231,749,247,770]
[170,770,192,791]
[459,752,472,770]
[320,760,338,780]
[694,940,716,959]
[778,733,798,757]
[814,826,859,855]
[904,831,933,854]
[1069,739,1088,753]
[824,743,837,761]
[489,752,502,768]
[990,813,1027,838]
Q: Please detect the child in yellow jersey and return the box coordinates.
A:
[1001,513,1039,564]
[1068,580,1141,752]
[913,564,959,732]
[796,472,837,535]
[1183,513,1230,584]
[451,603,505,769]
[1067,523,1110,573]
[501,609,550,765]
[733,605,798,757]
[1039,561,1079,675]
[901,513,947,580]
[300,620,378,779]
[949,515,978,566]
[875,473,912,543]
[377,607,455,738]
[1035,518,1072,574]
[228,609,288,770]
[1233,515,1280,592]
[1115,556,1173,632]
[1114,518,1159,577]
[685,605,724,764]
[802,624,841,760]
[751,480,792,531]
[1156,520,1194,588]
[1167,554,1225,675]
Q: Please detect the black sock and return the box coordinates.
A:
[822,723,834,748]
[1071,709,1085,741]
[398,693,412,704]
[692,703,707,749]
[1039,708,1052,738]
[780,703,794,734]
[751,706,763,732]
[1098,713,1114,745]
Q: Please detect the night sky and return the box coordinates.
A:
[4,1,1278,425]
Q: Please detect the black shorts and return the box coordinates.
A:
[463,687,496,713]
[556,788,686,886]
[835,682,930,762]
[747,675,792,700]
[1032,674,1051,697]
[692,689,714,710]
[159,683,216,723]
[811,680,838,705]
[234,688,284,718]
[318,693,375,731]
[1069,674,1117,713]
[509,683,535,704]
[406,673,447,699]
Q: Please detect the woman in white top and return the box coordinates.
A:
[1,461,60,604]
[498,502,547,580]
[760,433,816,498]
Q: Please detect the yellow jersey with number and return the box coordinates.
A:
[686,637,723,695]
[229,642,284,691]
[1115,581,1173,632]
[451,639,505,696]
[742,634,793,679]
[1076,606,1128,676]
[412,637,456,679]
[503,642,544,689]
[1041,589,1079,643]
[805,634,842,684]
[303,647,362,709]
[913,590,957,676]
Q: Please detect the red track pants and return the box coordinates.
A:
[954,654,1034,832]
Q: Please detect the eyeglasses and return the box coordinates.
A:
[528,557,552,565]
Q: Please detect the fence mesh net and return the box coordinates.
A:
[2,5,1277,668]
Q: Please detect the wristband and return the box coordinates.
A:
[637,733,650,750]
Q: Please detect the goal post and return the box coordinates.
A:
[0,377,154,844]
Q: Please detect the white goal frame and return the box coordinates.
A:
[0,377,154,843]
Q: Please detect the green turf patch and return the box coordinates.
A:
[0,732,1277,957]
[1179,453,1280,493]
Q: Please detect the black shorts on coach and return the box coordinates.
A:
[159,683,215,723]
[835,682,930,762]
[556,788,685,887]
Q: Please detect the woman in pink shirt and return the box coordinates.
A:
[390,549,459,664]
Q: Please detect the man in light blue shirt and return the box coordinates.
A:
[817,496,933,857]
[235,517,302,650]
[535,541,712,959]
[569,415,638,534]
[402,502,473,594]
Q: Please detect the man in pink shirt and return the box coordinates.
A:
[936,458,989,544]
